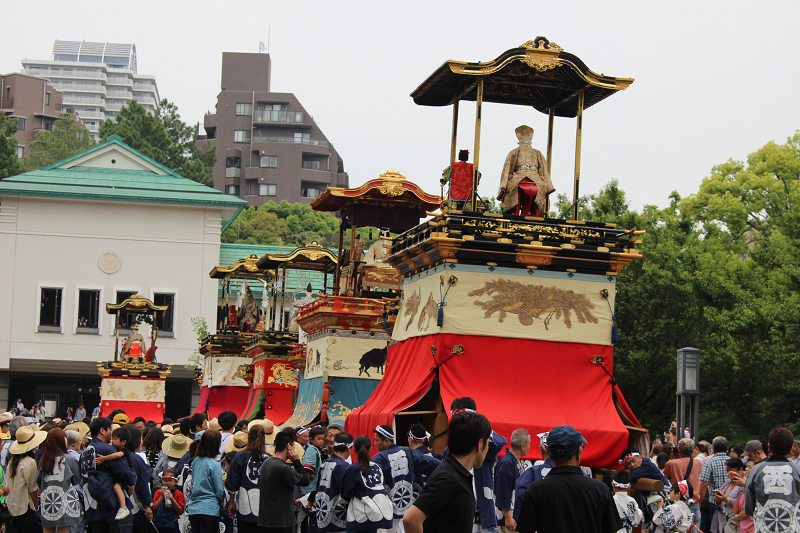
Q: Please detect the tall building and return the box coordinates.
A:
[1,73,66,159]
[21,41,159,139]
[203,52,349,206]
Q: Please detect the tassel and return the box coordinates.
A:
[369,229,373,240]
[611,315,618,344]
[437,306,444,327]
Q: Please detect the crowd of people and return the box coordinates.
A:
[0,401,797,533]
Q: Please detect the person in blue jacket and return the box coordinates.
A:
[372,425,440,533]
[226,427,268,533]
[80,417,137,533]
[340,435,392,533]
[494,429,529,531]
[124,427,154,533]
[314,433,354,533]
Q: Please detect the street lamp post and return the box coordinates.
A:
[676,347,700,441]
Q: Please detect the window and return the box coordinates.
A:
[270,104,285,111]
[225,157,241,168]
[260,156,277,168]
[301,182,325,198]
[226,185,240,195]
[235,103,252,116]
[39,287,62,332]
[17,118,24,131]
[294,132,310,143]
[45,122,55,132]
[234,130,250,143]
[115,291,137,330]
[153,293,175,335]
[45,92,51,106]
[302,160,321,171]
[76,289,100,333]
[259,184,277,196]
[16,146,23,159]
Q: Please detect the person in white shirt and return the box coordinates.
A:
[611,470,643,533]
[216,410,238,459]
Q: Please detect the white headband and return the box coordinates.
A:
[612,481,631,489]
[374,426,394,441]
[408,430,430,443]
[619,452,641,464]
[537,432,549,446]
[450,408,477,416]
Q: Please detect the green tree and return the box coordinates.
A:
[23,114,94,171]
[99,99,215,185]
[0,111,22,179]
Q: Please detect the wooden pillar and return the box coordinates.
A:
[545,107,555,215]
[450,99,460,163]
[470,77,484,212]
[334,224,344,296]
[572,89,585,221]
[279,266,287,330]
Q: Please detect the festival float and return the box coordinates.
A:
[282,170,439,430]
[346,38,648,469]
[198,243,339,421]
[99,294,171,421]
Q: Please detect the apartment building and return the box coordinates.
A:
[203,52,349,206]
[0,73,66,159]
[21,41,159,139]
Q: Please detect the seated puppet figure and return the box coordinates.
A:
[497,125,555,217]
[122,324,147,359]
[441,149,481,211]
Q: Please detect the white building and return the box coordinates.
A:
[0,135,246,418]
[21,41,159,139]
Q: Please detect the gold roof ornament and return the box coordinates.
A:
[256,242,338,272]
[411,36,634,117]
[106,294,168,317]
[210,254,271,279]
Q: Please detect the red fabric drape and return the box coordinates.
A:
[346,337,437,445]
[101,400,164,423]
[193,386,250,419]
[193,387,210,415]
[613,383,642,427]
[346,333,630,469]
[262,388,295,425]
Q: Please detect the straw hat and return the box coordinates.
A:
[112,413,130,425]
[224,431,248,454]
[248,419,277,444]
[0,413,13,424]
[267,441,305,461]
[208,418,222,431]
[65,422,90,440]
[110,423,121,431]
[162,434,191,459]
[10,426,48,454]
[161,425,174,435]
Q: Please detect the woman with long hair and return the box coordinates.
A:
[186,430,225,533]
[6,426,48,533]
[225,427,266,533]
[141,427,165,471]
[340,435,392,533]
[37,428,83,533]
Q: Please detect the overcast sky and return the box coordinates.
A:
[3,0,799,212]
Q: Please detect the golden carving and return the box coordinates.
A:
[378,169,406,181]
[468,279,598,330]
[521,39,563,52]
[404,287,422,330]
[377,183,406,197]
[301,250,329,261]
[418,292,437,331]
[521,58,560,72]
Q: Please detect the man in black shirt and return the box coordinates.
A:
[517,425,622,533]
[403,411,492,533]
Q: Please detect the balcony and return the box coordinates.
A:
[133,83,157,92]
[74,110,105,119]
[251,135,329,146]
[133,96,156,107]
[62,96,105,107]
[24,68,107,80]
[253,110,304,124]
[225,167,241,178]
[0,97,12,110]
[107,78,133,87]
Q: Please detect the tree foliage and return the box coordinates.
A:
[0,111,22,179]
[609,133,800,443]
[98,99,215,185]
[221,200,378,249]
[23,114,94,171]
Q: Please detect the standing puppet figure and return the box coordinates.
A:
[122,324,147,359]
[497,125,555,216]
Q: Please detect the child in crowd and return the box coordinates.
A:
[651,480,694,533]
[611,470,643,533]
[153,468,185,533]
[94,426,136,519]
